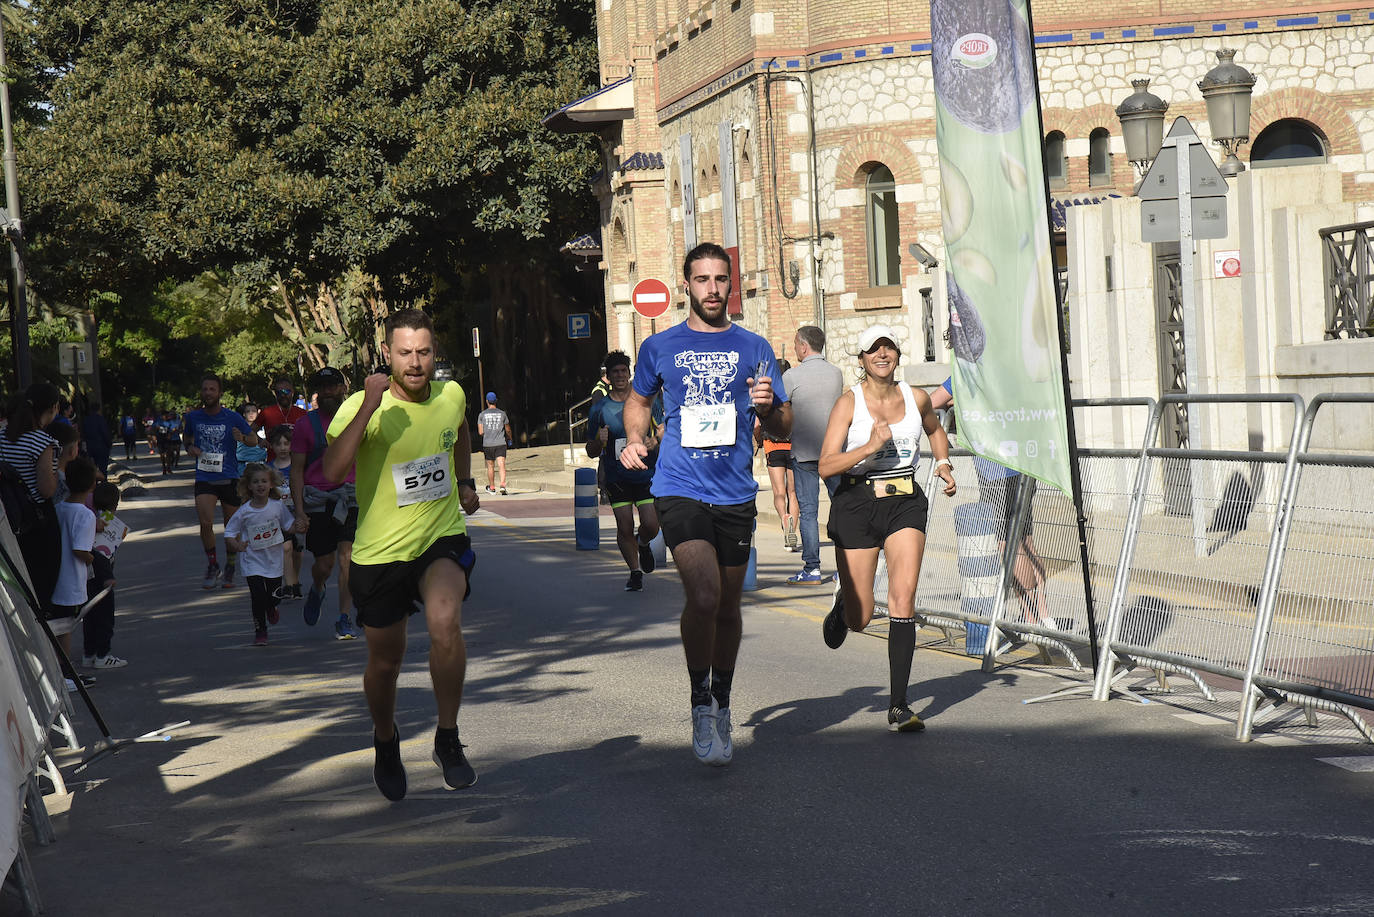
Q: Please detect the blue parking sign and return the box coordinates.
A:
[567,313,592,340]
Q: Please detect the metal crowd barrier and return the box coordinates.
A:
[1092,393,1306,704]
[980,399,1163,677]
[1238,393,1374,742]
[873,401,1146,675]
[0,507,70,914]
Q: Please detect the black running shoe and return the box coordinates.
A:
[625,570,644,592]
[373,726,407,800]
[823,584,847,649]
[638,541,655,575]
[887,703,925,732]
[433,730,477,789]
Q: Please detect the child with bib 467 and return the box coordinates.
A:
[224,463,301,645]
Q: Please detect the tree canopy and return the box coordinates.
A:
[10,0,602,420]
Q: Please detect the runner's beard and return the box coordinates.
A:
[317,393,343,415]
[689,293,728,326]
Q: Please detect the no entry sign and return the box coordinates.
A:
[631,278,672,319]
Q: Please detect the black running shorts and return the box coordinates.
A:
[655,496,755,567]
[827,481,928,550]
[482,445,507,461]
[605,480,653,508]
[194,479,242,507]
[348,534,476,629]
[305,506,359,555]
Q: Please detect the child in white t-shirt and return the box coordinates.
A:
[224,463,299,646]
[53,457,98,687]
[268,425,303,599]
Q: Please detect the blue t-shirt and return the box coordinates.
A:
[633,322,786,505]
[184,408,252,482]
[589,395,663,485]
[155,417,181,444]
[237,429,268,465]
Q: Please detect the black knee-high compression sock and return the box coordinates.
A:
[689,667,712,709]
[710,668,734,710]
[888,618,917,707]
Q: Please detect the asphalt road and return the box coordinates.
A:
[12,456,1374,916]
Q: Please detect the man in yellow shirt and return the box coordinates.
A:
[324,308,481,799]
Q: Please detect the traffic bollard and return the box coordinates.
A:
[574,467,599,550]
[742,521,759,591]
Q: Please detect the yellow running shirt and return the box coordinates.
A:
[328,380,469,565]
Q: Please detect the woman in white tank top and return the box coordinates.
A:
[816,324,956,732]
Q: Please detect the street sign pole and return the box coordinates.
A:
[473,328,484,412]
[1173,132,1207,557]
[1139,117,1229,557]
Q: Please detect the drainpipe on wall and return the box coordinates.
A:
[804,67,823,331]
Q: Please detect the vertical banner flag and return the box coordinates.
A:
[680,133,697,249]
[930,0,1072,495]
[717,120,743,315]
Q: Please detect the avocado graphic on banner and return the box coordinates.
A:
[930,0,1073,496]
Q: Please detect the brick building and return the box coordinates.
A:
[546,2,1374,392]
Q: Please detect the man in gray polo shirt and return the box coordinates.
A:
[782,325,844,584]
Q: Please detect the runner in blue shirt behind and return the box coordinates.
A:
[587,350,664,593]
[620,242,791,767]
[184,373,258,590]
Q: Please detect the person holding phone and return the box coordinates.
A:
[619,242,791,767]
[816,324,956,732]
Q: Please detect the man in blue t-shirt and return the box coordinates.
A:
[620,242,791,768]
[586,350,664,593]
[184,373,258,590]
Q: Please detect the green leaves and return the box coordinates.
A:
[18,0,599,302]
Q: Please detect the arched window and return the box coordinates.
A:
[1045,131,1067,188]
[866,165,900,287]
[1251,119,1328,167]
[1089,128,1112,187]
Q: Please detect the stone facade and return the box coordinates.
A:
[561,1,1374,440]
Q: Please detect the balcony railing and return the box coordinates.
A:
[1320,220,1374,339]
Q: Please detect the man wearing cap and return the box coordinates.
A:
[477,392,512,495]
[291,366,361,638]
[782,325,845,585]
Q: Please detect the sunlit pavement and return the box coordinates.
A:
[20,453,1374,916]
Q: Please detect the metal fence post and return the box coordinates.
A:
[1092,400,1165,701]
[1235,395,1311,741]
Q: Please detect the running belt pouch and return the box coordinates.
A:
[872,473,915,499]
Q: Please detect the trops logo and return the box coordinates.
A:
[953,32,997,69]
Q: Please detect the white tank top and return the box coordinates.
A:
[844,383,924,476]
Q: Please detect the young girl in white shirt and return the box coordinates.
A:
[224,463,299,645]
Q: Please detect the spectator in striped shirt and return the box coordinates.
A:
[1,383,62,612]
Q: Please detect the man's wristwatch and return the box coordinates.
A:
[458,477,476,490]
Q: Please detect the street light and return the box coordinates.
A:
[1197,48,1257,177]
[1114,78,1169,178]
